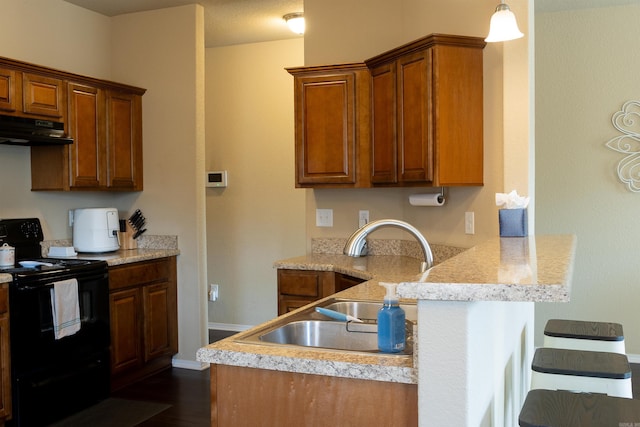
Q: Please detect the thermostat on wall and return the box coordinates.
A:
[206,170,227,188]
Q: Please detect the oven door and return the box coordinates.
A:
[9,265,111,426]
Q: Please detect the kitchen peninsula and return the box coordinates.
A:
[197,235,576,427]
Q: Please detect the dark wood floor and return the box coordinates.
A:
[107,330,238,426]
[108,331,640,426]
[111,367,210,426]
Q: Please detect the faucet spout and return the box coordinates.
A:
[343,219,434,272]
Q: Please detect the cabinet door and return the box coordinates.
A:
[110,287,142,375]
[0,68,19,113]
[0,315,10,420]
[397,50,433,184]
[22,73,64,118]
[294,72,357,186]
[142,282,178,362]
[370,62,398,184]
[68,82,106,189]
[431,44,484,186]
[106,91,143,190]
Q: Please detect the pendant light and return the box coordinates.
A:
[485,1,524,42]
[283,13,305,35]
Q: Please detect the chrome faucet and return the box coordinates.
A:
[343,219,434,272]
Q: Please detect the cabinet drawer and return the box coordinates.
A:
[109,259,171,291]
[278,270,322,297]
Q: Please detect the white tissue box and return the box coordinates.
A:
[499,208,528,237]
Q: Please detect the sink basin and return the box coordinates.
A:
[259,320,380,351]
[236,298,415,356]
[321,300,417,322]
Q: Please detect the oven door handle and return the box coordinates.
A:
[17,283,56,291]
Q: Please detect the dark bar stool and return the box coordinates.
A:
[544,319,625,354]
[530,347,632,398]
[519,389,640,427]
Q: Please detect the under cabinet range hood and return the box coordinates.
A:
[0,114,73,146]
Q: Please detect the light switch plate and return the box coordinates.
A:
[465,212,475,235]
[316,209,333,227]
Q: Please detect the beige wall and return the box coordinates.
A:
[110,5,207,367]
[0,0,208,367]
[535,3,640,355]
[0,0,114,236]
[205,39,306,326]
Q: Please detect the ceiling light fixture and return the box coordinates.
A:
[485,1,524,42]
[283,12,305,35]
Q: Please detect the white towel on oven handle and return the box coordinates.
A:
[50,278,81,339]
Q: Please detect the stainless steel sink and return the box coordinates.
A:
[321,300,417,322]
[235,298,415,356]
[259,320,380,351]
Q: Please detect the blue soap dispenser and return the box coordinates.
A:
[377,282,405,353]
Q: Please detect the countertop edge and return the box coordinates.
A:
[196,346,416,384]
[0,248,180,282]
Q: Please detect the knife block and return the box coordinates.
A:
[119,223,138,250]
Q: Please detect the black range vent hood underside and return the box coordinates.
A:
[0,114,73,146]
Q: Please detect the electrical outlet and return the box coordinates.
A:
[465,212,475,235]
[316,209,333,227]
[209,284,219,301]
[359,210,369,228]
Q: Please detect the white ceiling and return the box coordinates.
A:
[63,0,304,48]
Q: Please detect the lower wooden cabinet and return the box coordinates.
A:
[108,257,178,390]
[211,365,417,426]
[0,284,11,422]
[277,269,365,315]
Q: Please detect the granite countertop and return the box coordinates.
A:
[0,235,180,283]
[398,235,576,302]
[197,235,576,384]
[71,247,180,266]
[197,277,420,384]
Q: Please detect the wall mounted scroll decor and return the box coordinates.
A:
[605,100,640,192]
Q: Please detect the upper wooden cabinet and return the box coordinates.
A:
[0,56,145,192]
[105,90,143,190]
[22,73,65,119]
[0,67,65,119]
[287,64,371,188]
[365,34,486,187]
[286,34,485,189]
[0,68,19,113]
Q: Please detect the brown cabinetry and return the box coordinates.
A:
[365,34,485,186]
[211,365,417,426]
[0,65,64,119]
[108,257,178,390]
[30,83,144,191]
[0,56,145,192]
[277,269,365,315]
[287,64,371,188]
[22,73,65,119]
[0,284,11,422]
[286,34,485,189]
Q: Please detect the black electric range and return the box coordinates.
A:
[0,218,111,426]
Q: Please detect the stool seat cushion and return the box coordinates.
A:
[519,389,640,427]
[545,319,624,341]
[532,347,631,379]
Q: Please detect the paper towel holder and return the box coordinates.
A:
[409,187,446,206]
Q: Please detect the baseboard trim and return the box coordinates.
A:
[172,358,209,371]
[208,322,253,332]
[627,353,640,364]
